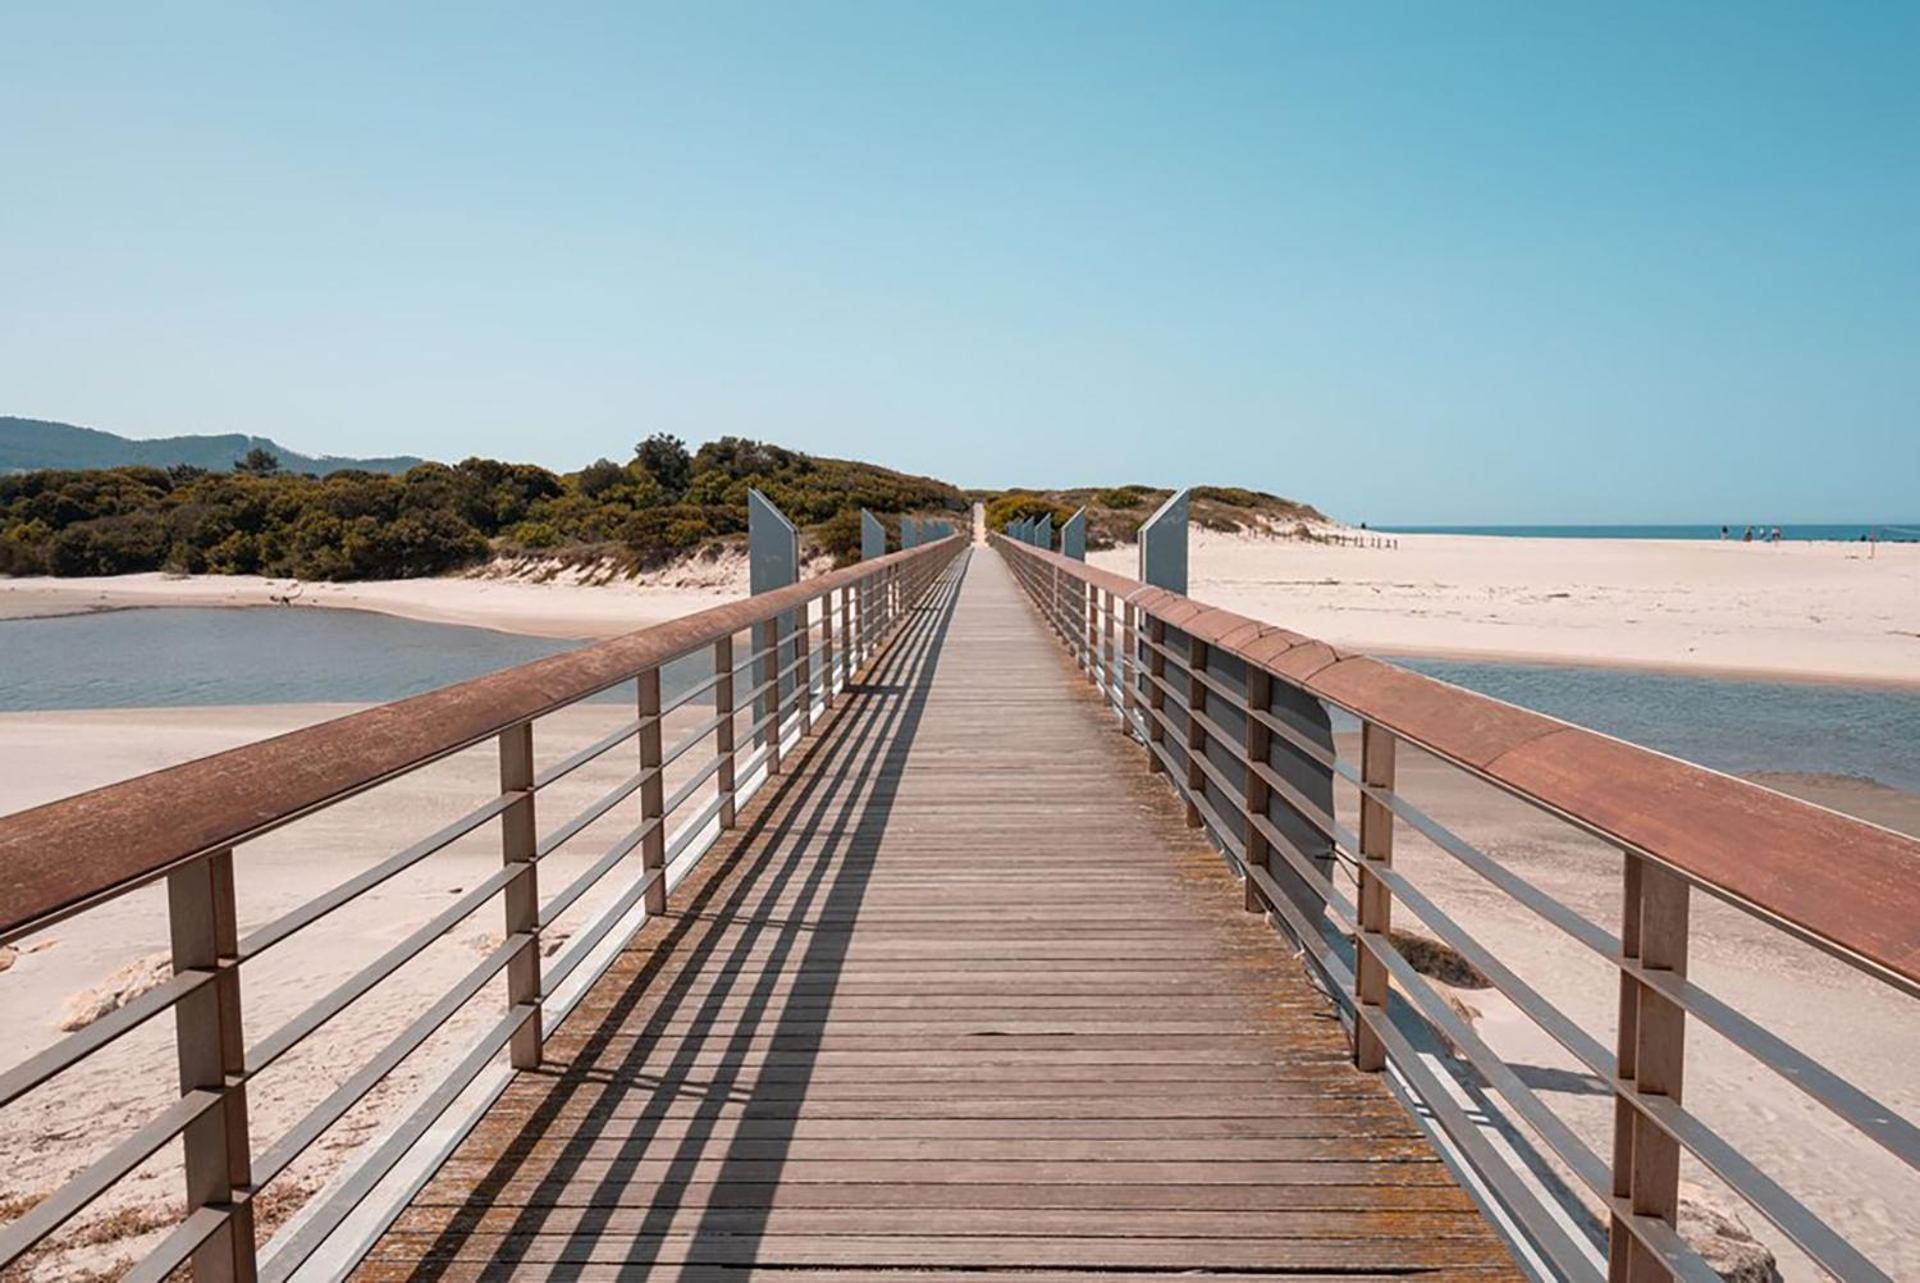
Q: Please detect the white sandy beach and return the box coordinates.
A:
[1092,529,1920,688]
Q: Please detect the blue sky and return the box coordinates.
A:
[2,2,1914,523]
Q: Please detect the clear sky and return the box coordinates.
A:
[2,3,1914,523]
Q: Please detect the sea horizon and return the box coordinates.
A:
[1374,522,1920,541]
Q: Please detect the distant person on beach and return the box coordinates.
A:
[1743,525,1753,542]
[1772,526,1783,543]
[1721,525,1729,539]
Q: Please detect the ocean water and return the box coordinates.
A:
[1376,523,1920,542]
[1396,657,1920,794]
[0,607,706,711]
[2,607,1914,793]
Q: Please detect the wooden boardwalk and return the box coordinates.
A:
[356,549,1520,1281]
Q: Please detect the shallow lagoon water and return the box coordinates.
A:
[2,606,1915,792]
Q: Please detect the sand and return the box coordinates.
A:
[1091,529,1920,688]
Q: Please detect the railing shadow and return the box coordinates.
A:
[402,550,970,1278]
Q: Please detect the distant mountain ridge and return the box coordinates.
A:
[0,416,425,475]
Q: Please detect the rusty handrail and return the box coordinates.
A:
[0,536,962,943]
[993,532,1918,1283]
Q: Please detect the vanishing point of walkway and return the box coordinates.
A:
[355,550,1519,1281]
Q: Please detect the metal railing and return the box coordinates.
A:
[0,534,963,1283]
[993,532,1919,1283]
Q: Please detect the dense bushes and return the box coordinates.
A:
[0,434,966,581]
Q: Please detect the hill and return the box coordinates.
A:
[0,434,966,581]
[0,416,424,476]
[977,485,1329,550]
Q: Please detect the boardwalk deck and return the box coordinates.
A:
[355,549,1520,1281]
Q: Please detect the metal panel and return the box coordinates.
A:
[1035,513,1053,550]
[1138,487,1189,593]
[1061,507,1087,561]
[860,509,887,560]
[901,515,920,550]
[748,488,799,714]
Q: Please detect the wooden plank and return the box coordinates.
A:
[354,552,1518,1281]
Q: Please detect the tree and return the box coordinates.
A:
[235,447,281,476]
[634,433,692,499]
[576,458,626,498]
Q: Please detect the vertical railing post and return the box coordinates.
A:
[839,585,854,688]
[1083,583,1097,682]
[1101,590,1116,707]
[796,598,814,736]
[757,618,782,776]
[818,593,835,714]
[1182,638,1207,827]
[1124,602,1141,737]
[168,848,257,1283]
[1354,721,1396,1071]
[637,669,667,914]
[1242,669,1272,914]
[1146,614,1166,774]
[498,721,542,1068]
[714,637,736,829]
[1609,855,1690,1283]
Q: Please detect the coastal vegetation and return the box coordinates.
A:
[979,485,1327,550]
[0,435,964,581]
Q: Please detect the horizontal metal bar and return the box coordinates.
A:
[1353,770,1920,1170]
[0,967,213,1109]
[663,710,728,770]
[535,772,641,859]
[532,717,641,790]
[662,749,727,821]
[258,1001,538,1283]
[244,862,521,1076]
[538,819,654,930]
[665,793,728,863]
[238,790,521,960]
[253,934,531,1186]
[121,1206,230,1283]
[0,1088,221,1267]
[541,867,665,996]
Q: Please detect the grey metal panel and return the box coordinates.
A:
[901,516,919,550]
[748,489,798,704]
[1138,487,1189,593]
[1060,508,1087,561]
[1035,514,1052,550]
[860,509,887,561]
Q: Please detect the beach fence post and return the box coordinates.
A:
[1610,854,1691,1282]
[167,847,258,1282]
[1138,487,1189,594]
[749,489,798,773]
[1354,722,1396,1071]
[497,722,543,1069]
[1061,507,1090,674]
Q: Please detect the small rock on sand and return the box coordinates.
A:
[1681,1184,1782,1283]
[58,952,173,1031]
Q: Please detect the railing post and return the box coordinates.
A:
[167,848,257,1283]
[757,618,782,776]
[714,637,736,829]
[1610,854,1690,1283]
[817,594,834,714]
[1101,589,1116,705]
[839,585,853,688]
[637,668,667,914]
[1146,613,1166,773]
[1182,638,1206,827]
[1243,670,1272,915]
[796,598,814,736]
[1083,583,1097,683]
[1124,602,1140,737]
[1354,721,1396,1071]
[498,721,542,1068]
